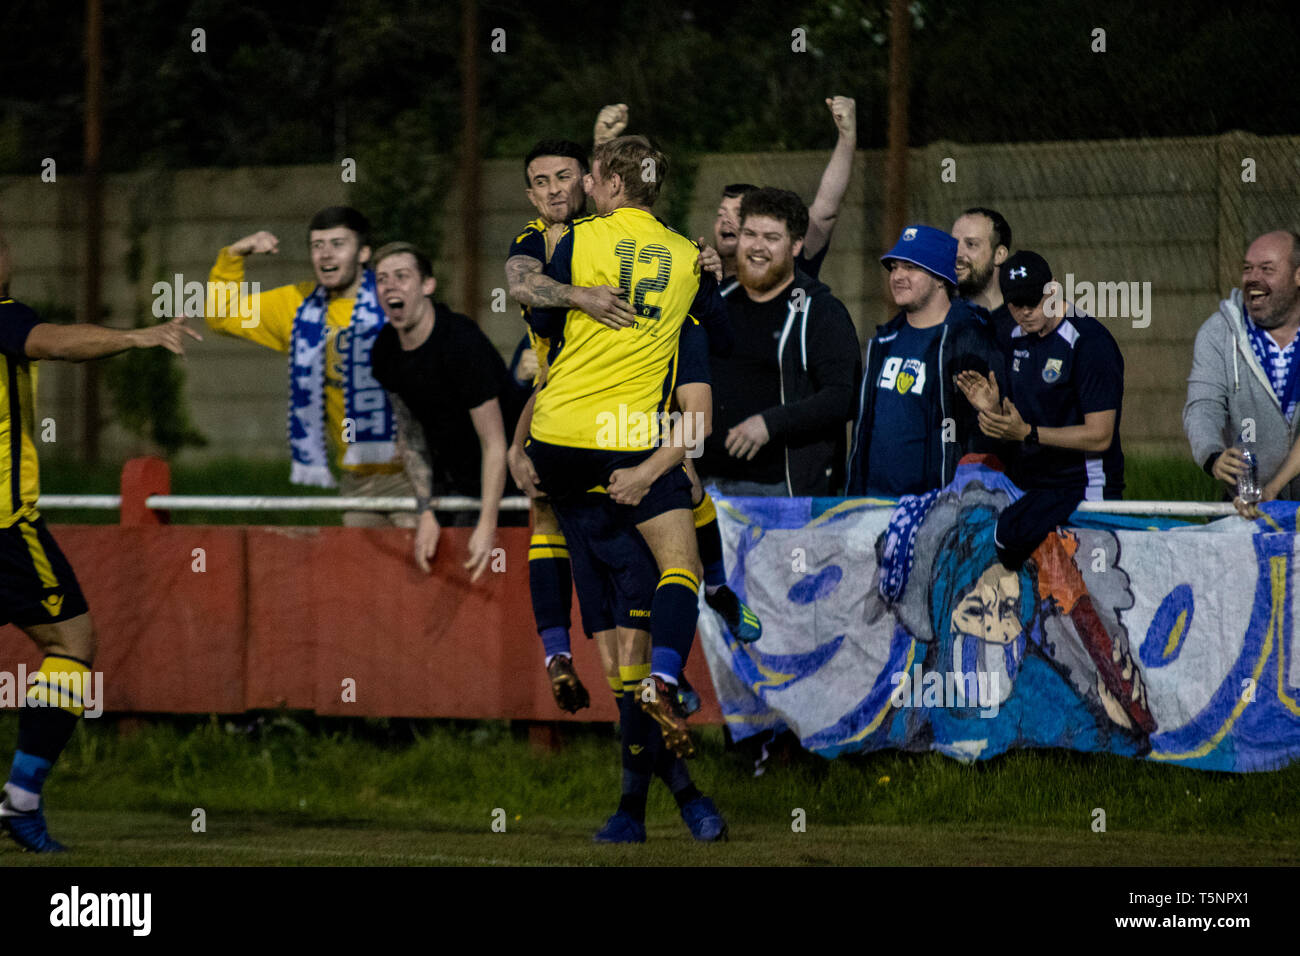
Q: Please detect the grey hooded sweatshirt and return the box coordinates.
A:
[1183,287,1300,499]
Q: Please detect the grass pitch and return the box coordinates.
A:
[4,813,1296,867]
[1,716,1296,866]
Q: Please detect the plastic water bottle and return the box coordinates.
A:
[1237,443,1261,504]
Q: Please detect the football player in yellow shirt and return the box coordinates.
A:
[0,229,200,852]
[518,135,732,757]
[508,132,758,723]
[505,137,638,714]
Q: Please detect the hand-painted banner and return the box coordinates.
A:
[698,460,1300,772]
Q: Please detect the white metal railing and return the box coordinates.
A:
[33,494,1236,518]
[38,495,125,509]
[1075,501,1235,517]
[36,495,533,512]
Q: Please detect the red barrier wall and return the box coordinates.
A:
[0,526,721,723]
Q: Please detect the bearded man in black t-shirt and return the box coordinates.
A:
[698,188,860,496]
[369,242,511,581]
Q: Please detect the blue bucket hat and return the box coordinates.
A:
[880,224,958,286]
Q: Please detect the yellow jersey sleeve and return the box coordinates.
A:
[205,248,310,353]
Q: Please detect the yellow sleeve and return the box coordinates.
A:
[205,248,308,353]
[528,328,551,386]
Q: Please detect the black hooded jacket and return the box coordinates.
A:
[715,269,862,495]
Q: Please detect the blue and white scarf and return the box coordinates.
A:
[878,489,942,604]
[287,269,395,487]
[1246,314,1300,421]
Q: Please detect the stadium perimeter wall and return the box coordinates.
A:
[0,525,723,721]
[0,132,1296,464]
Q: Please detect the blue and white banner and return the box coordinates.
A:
[699,461,1300,772]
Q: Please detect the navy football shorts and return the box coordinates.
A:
[0,516,90,628]
[523,438,692,524]
[555,492,657,636]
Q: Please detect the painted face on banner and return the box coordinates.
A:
[951,563,1024,646]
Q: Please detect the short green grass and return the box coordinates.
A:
[1122,455,1223,503]
[37,455,1224,526]
[1,716,1294,866]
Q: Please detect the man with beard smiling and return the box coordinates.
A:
[1185,230,1300,499]
[369,243,508,581]
[699,187,860,496]
[952,207,1014,343]
[206,206,412,527]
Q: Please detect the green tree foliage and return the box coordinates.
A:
[3,0,1296,180]
[103,174,207,457]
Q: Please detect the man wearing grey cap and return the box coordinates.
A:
[846,224,1005,496]
[957,250,1125,568]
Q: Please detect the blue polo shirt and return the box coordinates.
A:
[1006,310,1124,498]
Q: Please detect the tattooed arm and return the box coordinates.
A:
[505,254,635,330]
[391,392,433,513]
[391,391,443,573]
[505,255,577,309]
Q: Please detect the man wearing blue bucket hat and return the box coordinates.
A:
[846,224,1007,496]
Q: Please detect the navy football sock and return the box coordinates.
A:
[647,714,697,803]
[693,495,726,591]
[6,658,86,810]
[650,568,699,681]
[617,667,653,822]
[529,533,572,658]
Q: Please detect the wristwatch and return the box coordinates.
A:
[1024,424,1040,446]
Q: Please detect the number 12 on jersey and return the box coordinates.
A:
[613,239,672,320]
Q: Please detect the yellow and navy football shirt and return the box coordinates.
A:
[507,217,561,384]
[0,298,45,527]
[508,217,550,266]
[528,207,725,450]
